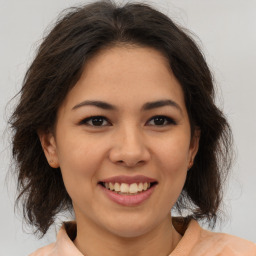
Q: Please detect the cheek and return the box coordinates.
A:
[156,133,191,170]
[56,136,104,196]
[154,134,190,199]
[57,132,103,168]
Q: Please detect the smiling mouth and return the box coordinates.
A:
[98,181,158,195]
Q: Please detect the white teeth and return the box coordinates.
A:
[104,182,152,194]
[138,183,143,192]
[114,183,120,192]
[120,183,129,193]
[109,182,114,190]
[129,183,138,194]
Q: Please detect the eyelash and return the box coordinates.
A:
[79,115,177,127]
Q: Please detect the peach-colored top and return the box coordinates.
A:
[29,219,256,256]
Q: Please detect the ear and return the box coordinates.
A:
[188,127,200,169]
[38,131,60,168]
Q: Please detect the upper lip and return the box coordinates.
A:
[99,175,158,185]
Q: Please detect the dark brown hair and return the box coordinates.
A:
[10,0,233,236]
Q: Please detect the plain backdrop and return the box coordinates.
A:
[1,0,255,255]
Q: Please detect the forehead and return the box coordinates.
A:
[61,46,186,112]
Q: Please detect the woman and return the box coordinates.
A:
[10,1,256,255]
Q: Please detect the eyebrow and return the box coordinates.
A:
[72,99,182,113]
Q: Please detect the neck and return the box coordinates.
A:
[73,214,182,256]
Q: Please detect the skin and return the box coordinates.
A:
[40,45,200,256]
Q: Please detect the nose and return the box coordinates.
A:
[109,125,151,168]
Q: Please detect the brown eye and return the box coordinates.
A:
[80,116,110,126]
[147,116,176,126]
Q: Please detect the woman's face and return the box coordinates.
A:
[41,46,199,238]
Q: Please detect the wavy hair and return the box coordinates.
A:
[10,0,233,236]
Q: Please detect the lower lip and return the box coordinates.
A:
[99,185,156,206]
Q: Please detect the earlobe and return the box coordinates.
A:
[188,128,200,170]
[38,131,60,168]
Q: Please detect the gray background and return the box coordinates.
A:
[1,0,255,255]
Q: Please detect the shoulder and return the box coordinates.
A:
[28,243,56,256]
[192,222,256,255]
[172,218,256,256]
[28,222,82,256]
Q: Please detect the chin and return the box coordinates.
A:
[102,215,158,238]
